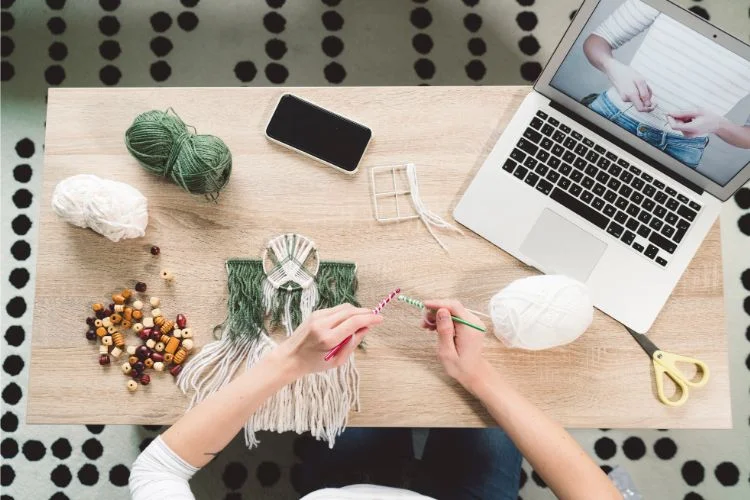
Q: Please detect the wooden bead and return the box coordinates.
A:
[102,317,112,328]
[143,358,154,369]
[92,303,104,312]
[165,337,180,354]
[96,327,107,337]
[107,325,117,335]
[99,345,109,354]
[173,347,188,365]
[176,313,187,329]
[133,300,144,311]
[146,339,156,349]
[111,331,125,348]
[151,352,164,363]
[85,329,97,340]
[163,353,174,363]
[133,323,144,333]
[181,328,193,339]
[181,339,194,351]
[123,307,133,321]
[121,289,132,301]
[99,354,111,365]
[114,304,125,313]
[110,313,122,324]
[153,316,165,327]
[94,319,103,328]
[121,320,132,329]
[112,294,125,305]
[140,374,151,385]
[150,297,160,308]
[143,317,154,328]
[132,310,143,320]
[110,347,123,358]
[136,345,151,360]
[152,308,163,319]
[127,345,137,355]
[170,364,182,377]
[161,269,174,281]
[121,362,132,374]
[101,335,113,346]
[160,320,174,334]
[135,281,147,293]
[127,380,138,392]
[160,334,170,344]
[128,356,138,365]
[172,328,182,338]
[153,361,165,372]
[155,342,165,352]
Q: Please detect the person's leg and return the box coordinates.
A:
[413,428,522,500]
[293,428,414,495]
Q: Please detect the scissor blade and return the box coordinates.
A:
[626,328,659,358]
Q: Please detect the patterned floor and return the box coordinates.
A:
[2,0,749,499]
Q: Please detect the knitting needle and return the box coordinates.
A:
[324,287,400,361]
[398,295,486,333]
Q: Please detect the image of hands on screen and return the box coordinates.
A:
[551,0,750,186]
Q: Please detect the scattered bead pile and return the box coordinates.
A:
[84,286,194,392]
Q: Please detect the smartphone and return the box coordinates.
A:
[265,94,372,175]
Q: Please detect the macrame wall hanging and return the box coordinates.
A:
[177,234,360,448]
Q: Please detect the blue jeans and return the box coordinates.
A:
[588,92,707,168]
[293,428,522,499]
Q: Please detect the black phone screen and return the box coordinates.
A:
[266,94,372,173]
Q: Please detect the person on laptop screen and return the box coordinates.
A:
[581,0,750,171]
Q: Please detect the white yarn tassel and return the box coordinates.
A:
[51,174,148,242]
[406,163,463,252]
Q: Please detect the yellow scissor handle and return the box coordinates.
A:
[652,350,710,407]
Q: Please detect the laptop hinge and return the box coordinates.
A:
[549,101,704,196]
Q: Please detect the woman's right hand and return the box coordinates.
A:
[604,58,654,112]
[421,300,490,392]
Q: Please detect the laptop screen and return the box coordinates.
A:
[549,0,750,187]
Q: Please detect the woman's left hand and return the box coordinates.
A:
[271,303,383,380]
[667,108,728,137]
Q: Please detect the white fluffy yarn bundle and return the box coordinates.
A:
[489,275,593,350]
[51,174,148,242]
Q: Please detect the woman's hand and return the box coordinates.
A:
[667,108,728,137]
[603,59,654,112]
[271,303,383,381]
[421,300,490,392]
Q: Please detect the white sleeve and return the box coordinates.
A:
[593,0,659,48]
[129,436,198,500]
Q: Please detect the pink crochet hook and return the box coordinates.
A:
[324,287,400,361]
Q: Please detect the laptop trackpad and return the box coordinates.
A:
[520,209,607,283]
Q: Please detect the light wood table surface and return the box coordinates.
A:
[28,86,730,429]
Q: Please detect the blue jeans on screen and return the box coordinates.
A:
[294,427,522,500]
[588,92,708,168]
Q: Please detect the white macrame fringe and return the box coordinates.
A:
[405,163,463,252]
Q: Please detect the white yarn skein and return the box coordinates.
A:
[489,275,593,350]
[51,174,148,242]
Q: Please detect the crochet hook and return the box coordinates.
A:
[324,287,400,361]
[398,295,486,333]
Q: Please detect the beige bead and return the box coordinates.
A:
[150,296,160,308]
[102,317,112,328]
[181,328,193,339]
[121,362,132,374]
[151,307,162,318]
[144,358,154,368]
[153,361,165,372]
[143,317,154,328]
[145,339,156,349]
[110,347,123,358]
[133,323,144,333]
[181,339,194,351]
[114,304,125,313]
[133,300,144,311]
[101,335,113,346]
[107,325,117,335]
[127,345,137,355]
[155,342,165,352]
[173,328,182,338]
[99,345,109,354]
[94,319,103,328]
[160,269,174,281]
[127,380,138,392]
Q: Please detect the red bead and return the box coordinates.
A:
[169,365,183,377]
[149,331,161,342]
[139,330,150,341]
[140,374,151,385]
[108,303,115,311]
[150,246,160,256]
[150,352,164,363]
[136,345,150,360]
[176,314,187,329]
[135,281,147,293]
[95,310,105,319]
[99,354,110,365]
[131,370,142,379]
[85,329,96,341]
[132,361,145,373]
[103,309,112,317]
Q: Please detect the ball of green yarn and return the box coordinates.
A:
[125,109,232,199]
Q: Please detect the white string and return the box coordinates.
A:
[405,163,464,252]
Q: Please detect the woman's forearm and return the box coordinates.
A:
[717,121,750,149]
[583,34,615,72]
[466,362,620,500]
[161,351,299,468]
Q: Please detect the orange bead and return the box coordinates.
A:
[96,327,107,337]
[165,337,180,354]
[163,353,174,363]
[128,356,139,366]
[121,289,132,300]
[154,316,165,327]
[144,358,154,368]
[110,313,122,324]
[111,332,125,348]
[132,310,143,320]
[121,320,132,329]
[160,335,170,345]
[173,347,188,365]
[92,303,104,312]
[112,294,125,305]
[160,320,174,335]
[123,307,133,321]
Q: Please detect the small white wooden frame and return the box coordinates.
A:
[370,164,419,222]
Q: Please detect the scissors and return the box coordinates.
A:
[626,328,710,407]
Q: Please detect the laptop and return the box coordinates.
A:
[454,0,750,333]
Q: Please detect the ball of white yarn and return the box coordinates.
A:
[51,174,148,242]
[489,275,593,350]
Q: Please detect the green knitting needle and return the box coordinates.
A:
[397,295,486,333]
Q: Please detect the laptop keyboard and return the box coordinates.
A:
[501,110,703,267]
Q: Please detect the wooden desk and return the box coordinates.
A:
[28,87,730,428]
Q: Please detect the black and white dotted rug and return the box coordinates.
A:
[2,1,749,498]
